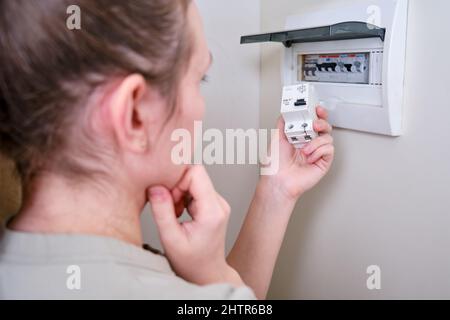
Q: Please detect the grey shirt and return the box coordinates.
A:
[0,225,255,300]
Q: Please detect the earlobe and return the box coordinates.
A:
[140,139,148,151]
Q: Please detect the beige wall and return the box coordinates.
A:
[261,0,450,299]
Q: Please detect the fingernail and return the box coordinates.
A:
[148,187,167,202]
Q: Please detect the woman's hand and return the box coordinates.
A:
[147,165,244,287]
[263,106,334,202]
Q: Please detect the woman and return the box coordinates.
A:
[0,0,334,299]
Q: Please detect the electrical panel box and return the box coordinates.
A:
[241,0,409,136]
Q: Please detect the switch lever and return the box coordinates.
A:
[294,99,307,106]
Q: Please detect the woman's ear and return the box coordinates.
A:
[106,74,161,153]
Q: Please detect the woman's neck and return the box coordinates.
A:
[8,173,146,247]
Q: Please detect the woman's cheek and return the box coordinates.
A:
[196,88,206,120]
[185,83,206,121]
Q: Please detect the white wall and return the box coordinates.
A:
[260,0,450,299]
[140,0,261,252]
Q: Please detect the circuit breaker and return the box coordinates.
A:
[281,83,318,149]
[301,53,372,84]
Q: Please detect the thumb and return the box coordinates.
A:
[148,186,183,244]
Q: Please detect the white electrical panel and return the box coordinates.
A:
[242,0,409,136]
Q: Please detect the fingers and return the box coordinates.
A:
[316,106,329,120]
[276,116,285,131]
[171,165,216,219]
[314,118,332,134]
[314,106,332,135]
[171,169,190,218]
[302,134,333,156]
[276,116,289,144]
[174,200,185,218]
[305,144,335,164]
[148,186,183,244]
[172,191,192,218]
[172,165,214,198]
[215,192,231,216]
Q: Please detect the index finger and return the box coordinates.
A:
[316,106,329,121]
[171,165,216,217]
